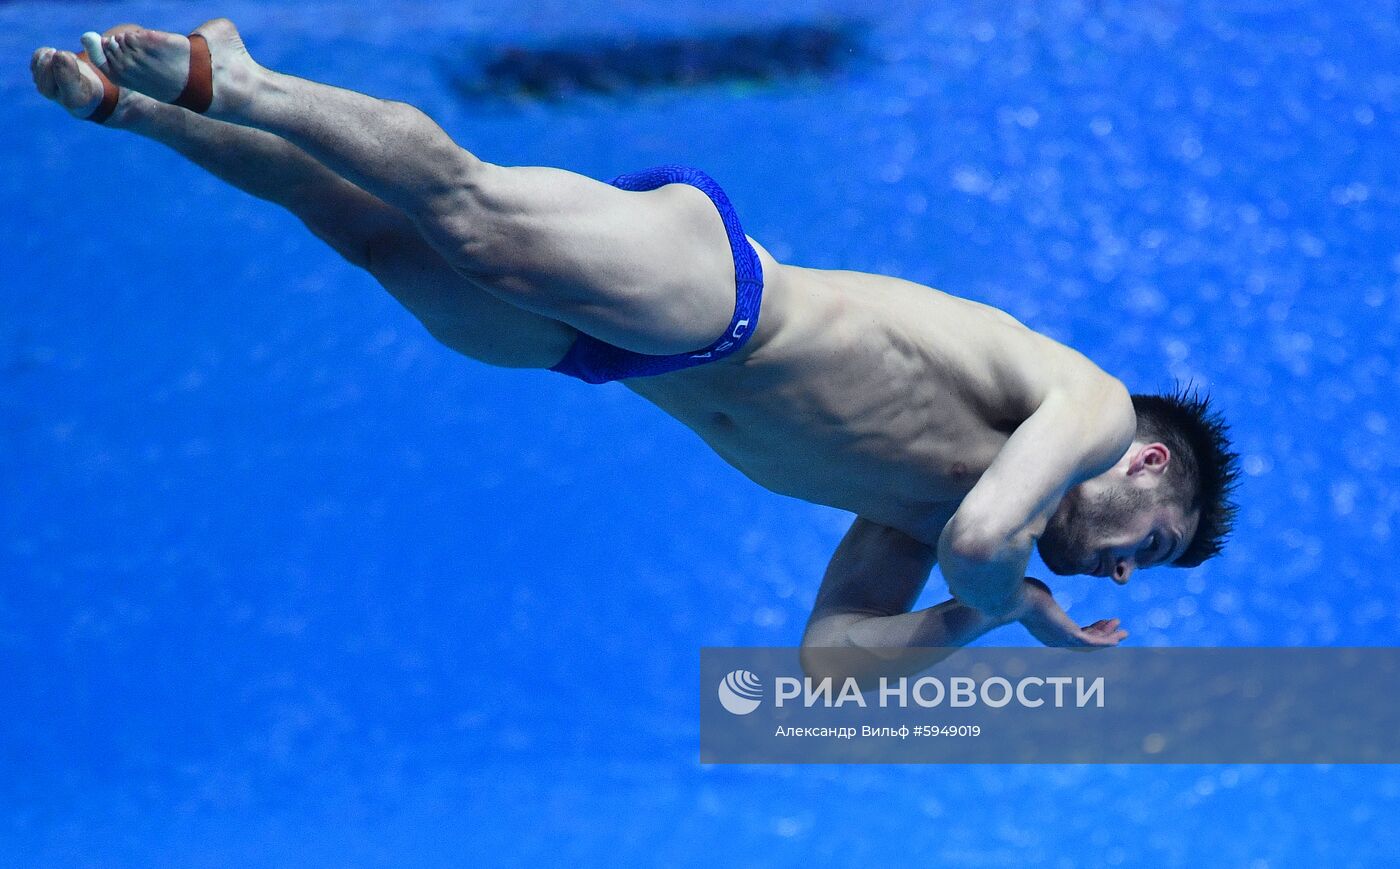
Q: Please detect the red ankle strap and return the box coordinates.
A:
[173,33,213,113]
[76,51,119,124]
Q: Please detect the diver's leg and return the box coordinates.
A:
[32,38,574,368]
[96,19,745,355]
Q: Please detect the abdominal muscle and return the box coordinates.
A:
[625,260,1037,541]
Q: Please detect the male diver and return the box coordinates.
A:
[30,20,1239,661]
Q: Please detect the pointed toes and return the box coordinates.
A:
[31,47,52,79]
[104,35,131,74]
[31,49,58,97]
[54,55,88,105]
[118,29,152,54]
[53,50,78,77]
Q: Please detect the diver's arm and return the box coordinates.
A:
[1017,578,1129,647]
[800,517,1020,681]
[938,382,1133,620]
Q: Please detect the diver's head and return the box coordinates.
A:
[1037,386,1240,582]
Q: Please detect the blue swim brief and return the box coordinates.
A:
[548,165,764,384]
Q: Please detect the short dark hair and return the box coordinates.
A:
[1131,385,1241,567]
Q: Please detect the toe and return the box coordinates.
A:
[32,51,57,97]
[52,56,78,102]
[105,36,127,71]
[54,53,84,105]
[41,60,61,98]
[31,47,51,79]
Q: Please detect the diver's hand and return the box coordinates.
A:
[1015,577,1128,648]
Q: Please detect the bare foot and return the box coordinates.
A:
[31,24,151,123]
[31,47,105,118]
[100,18,257,116]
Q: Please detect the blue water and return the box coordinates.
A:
[3,1,1398,866]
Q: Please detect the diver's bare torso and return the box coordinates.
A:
[620,252,1125,544]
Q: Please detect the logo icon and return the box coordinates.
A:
[718,669,763,715]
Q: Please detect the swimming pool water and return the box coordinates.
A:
[3,1,1398,866]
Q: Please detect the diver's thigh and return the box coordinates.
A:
[366,230,578,369]
[454,165,738,356]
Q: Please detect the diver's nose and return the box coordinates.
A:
[1112,559,1134,585]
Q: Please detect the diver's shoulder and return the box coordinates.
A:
[1068,374,1136,470]
[1012,334,1135,446]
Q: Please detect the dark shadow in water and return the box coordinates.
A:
[443,20,868,103]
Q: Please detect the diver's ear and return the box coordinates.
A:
[1127,442,1171,476]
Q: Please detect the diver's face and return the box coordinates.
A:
[1037,482,1197,584]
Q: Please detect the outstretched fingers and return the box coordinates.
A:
[1081,617,1128,645]
[1084,617,1121,632]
